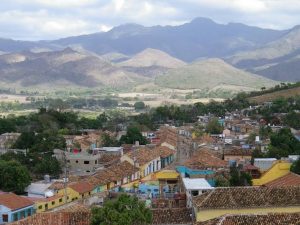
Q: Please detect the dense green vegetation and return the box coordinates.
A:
[0,160,31,194]
[119,126,148,145]
[291,158,300,175]
[91,194,152,225]
[229,167,252,186]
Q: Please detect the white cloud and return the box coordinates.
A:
[0,10,103,40]
[16,0,97,8]
[0,0,299,39]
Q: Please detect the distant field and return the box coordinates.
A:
[0,109,37,117]
[0,94,29,103]
[249,87,300,103]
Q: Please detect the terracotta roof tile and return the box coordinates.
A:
[184,148,227,170]
[9,204,90,225]
[152,208,192,224]
[68,181,94,194]
[91,161,139,186]
[265,172,300,187]
[0,193,34,210]
[195,213,300,225]
[126,146,175,165]
[224,147,253,156]
[194,186,300,210]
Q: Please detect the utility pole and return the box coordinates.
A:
[63,149,68,204]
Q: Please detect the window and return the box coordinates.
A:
[59,198,62,203]
[45,203,48,210]
[191,190,199,196]
[2,214,8,222]
[67,160,70,163]
[38,205,43,209]
[13,214,18,221]
[84,161,90,164]
[95,160,97,164]
[89,192,91,195]
[52,201,55,205]
[27,209,31,217]
[76,160,79,163]
[20,210,25,219]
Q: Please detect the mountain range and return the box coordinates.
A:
[0,17,299,92]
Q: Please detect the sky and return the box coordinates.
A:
[1,0,300,40]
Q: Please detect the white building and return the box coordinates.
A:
[182,178,214,208]
[254,158,277,172]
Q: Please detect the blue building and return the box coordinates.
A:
[0,193,35,223]
[176,166,216,186]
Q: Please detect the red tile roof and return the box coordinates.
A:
[265,172,300,187]
[152,208,192,224]
[89,161,139,186]
[0,193,34,210]
[183,148,228,170]
[68,182,94,194]
[195,213,300,225]
[193,186,300,210]
[224,147,252,156]
[9,204,90,225]
[126,146,175,165]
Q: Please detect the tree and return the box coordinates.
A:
[33,156,62,178]
[101,133,118,147]
[229,167,252,186]
[291,158,300,175]
[134,101,146,111]
[215,175,230,187]
[284,112,300,129]
[267,128,300,158]
[13,132,36,149]
[206,118,223,134]
[91,194,152,225]
[0,160,31,194]
[119,126,148,145]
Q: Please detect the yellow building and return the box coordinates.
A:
[193,186,300,222]
[252,161,291,186]
[68,181,94,199]
[29,195,65,213]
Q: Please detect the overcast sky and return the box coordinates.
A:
[1,0,300,40]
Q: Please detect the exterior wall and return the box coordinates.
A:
[195,206,300,222]
[57,187,80,203]
[161,155,174,168]
[35,197,65,213]
[141,157,161,177]
[186,189,208,208]
[67,154,101,174]
[176,166,216,186]
[92,185,107,194]
[252,161,291,186]
[0,205,34,223]
[254,159,277,171]
[176,166,215,177]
